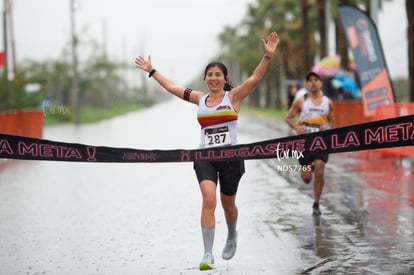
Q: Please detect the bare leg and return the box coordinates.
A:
[220,193,238,226]
[301,166,312,184]
[313,160,326,203]
[199,180,217,260]
[200,180,217,227]
[220,192,238,260]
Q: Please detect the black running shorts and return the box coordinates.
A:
[193,160,245,196]
[299,153,329,166]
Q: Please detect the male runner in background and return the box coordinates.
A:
[285,72,334,217]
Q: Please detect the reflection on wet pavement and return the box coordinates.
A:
[257,151,414,274]
[239,112,414,274]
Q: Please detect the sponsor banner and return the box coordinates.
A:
[0,115,413,163]
[339,4,395,116]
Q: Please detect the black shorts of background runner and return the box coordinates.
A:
[193,160,245,196]
[299,153,329,166]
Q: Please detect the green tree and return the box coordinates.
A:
[316,0,328,58]
[217,0,318,108]
[24,59,72,107]
[0,27,132,122]
[215,0,409,109]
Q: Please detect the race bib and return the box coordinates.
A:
[204,126,231,148]
[303,122,321,133]
[305,125,320,133]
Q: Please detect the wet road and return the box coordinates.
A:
[0,99,413,274]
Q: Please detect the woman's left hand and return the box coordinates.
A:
[262,32,279,57]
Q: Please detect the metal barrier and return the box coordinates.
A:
[333,101,413,159]
[332,100,372,127]
[373,103,414,159]
[0,109,44,138]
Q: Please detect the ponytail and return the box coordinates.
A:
[224,82,233,91]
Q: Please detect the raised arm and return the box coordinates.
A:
[134,55,203,105]
[229,32,280,109]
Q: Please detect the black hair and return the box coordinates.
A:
[305,71,322,81]
[203,61,233,91]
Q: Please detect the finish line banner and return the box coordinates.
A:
[0,115,413,163]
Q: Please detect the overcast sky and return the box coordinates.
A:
[6,0,409,85]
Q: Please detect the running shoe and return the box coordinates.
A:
[312,207,322,217]
[199,252,214,271]
[222,235,237,260]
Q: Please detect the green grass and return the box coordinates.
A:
[242,105,288,121]
[79,104,146,124]
[44,103,146,125]
[44,102,287,126]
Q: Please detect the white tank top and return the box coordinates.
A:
[197,91,238,148]
[298,94,330,132]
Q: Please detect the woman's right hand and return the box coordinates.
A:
[135,55,152,72]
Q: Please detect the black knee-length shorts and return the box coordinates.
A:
[299,153,329,166]
[193,160,245,196]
